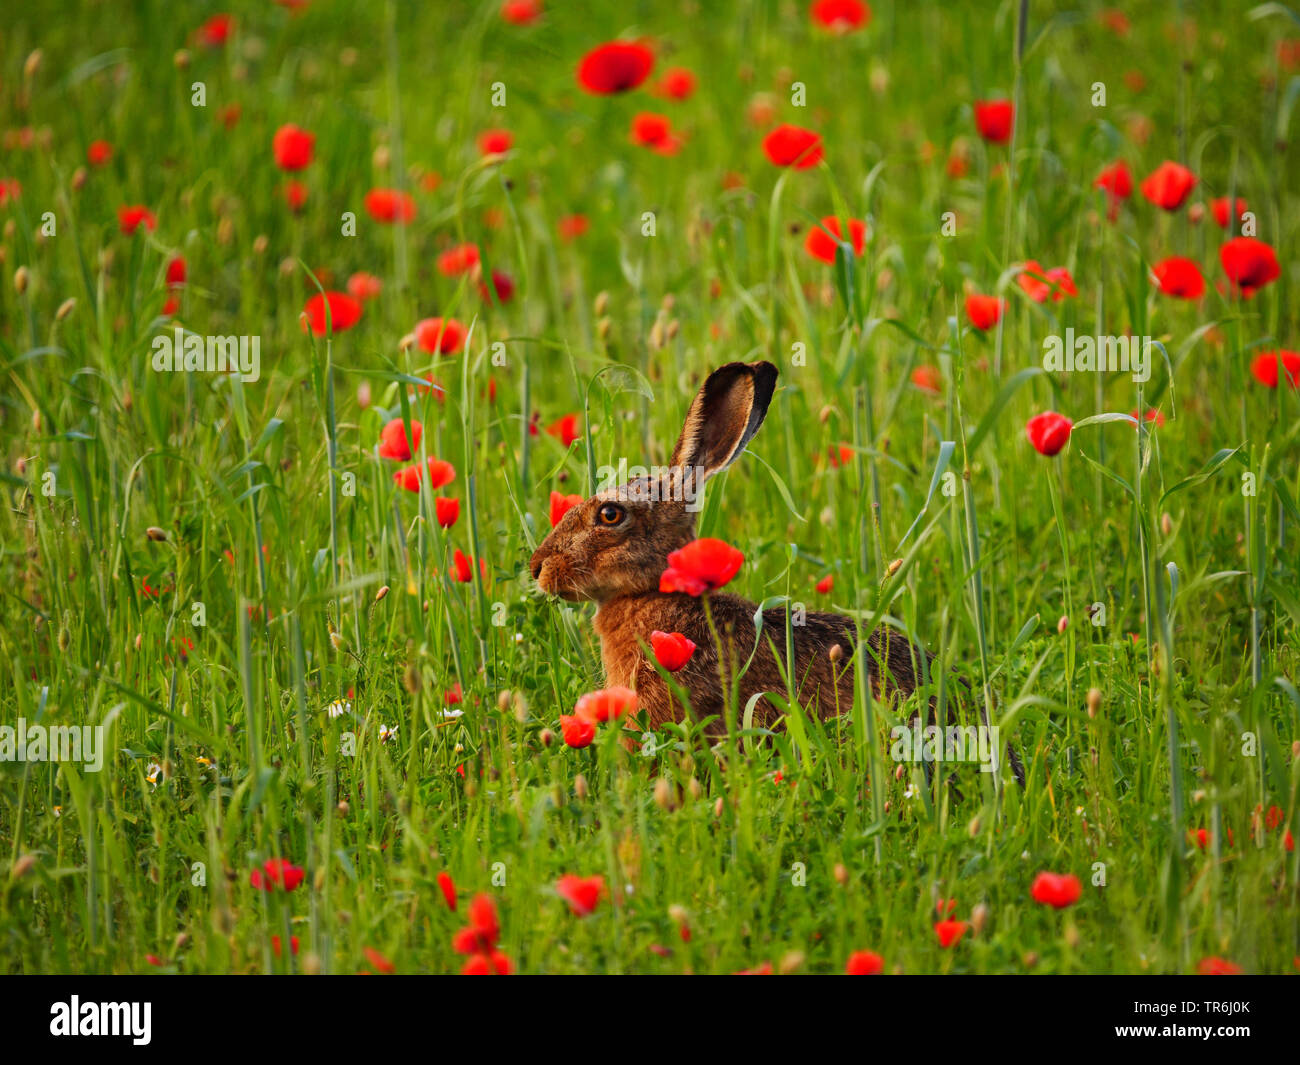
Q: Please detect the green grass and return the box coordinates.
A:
[1,0,1298,975]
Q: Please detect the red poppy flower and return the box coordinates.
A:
[501,0,542,24]
[414,316,466,354]
[197,13,233,47]
[363,946,395,973]
[434,497,460,528]
[762,124,824,169]
[1093,160,1133,200]
[1093,159,1132,218]
[437,871,458,911]
[437,243,480,277]
[631,112,673,148]
[660,538,744,596]
[560,713,597,748]
[1017,261,1076,303]
[549,491,584,527]
[1025,411,1072,456]
[1211,196,1247,229]
[556,874,605,916]
[965,293,1005,330]
[1029,871,1082,909]
[827,443,855,468]
[736,961,775,975]
[1249,350,1300,389]
[811,0,871,31]
[302,291,362,335]
[364,188,416,224]
[934,919,968,948]
[911,364,942,394]
[812,574,834,596]
[379,417,422,460]
[845,949,884,975]
[477,128,513,156]
[974,99,1014,144]
[805,216,868,264]
[118,205,156,235]
[1196,956,1242,975]
[479,269,515,303]
[574,686,638,724]
[1151,256,1205,299]
[347,271,383,301]
[461,950,513,975]
[165,257,186,287]
[283,180,308,211]
[1220,237,1280,298]
[271,934,300,957]
[650,631,696,671]
[394,457,457,493]
[577,40,654,94]
[1131,407,1165,428]
[250,857,305,892]
[654,67,696,100]
[87,140,114,166]
[272,124,315,171]
[450,548,486,583]
[545,413,581,448]
[1140,160,1196,210]
[558,214,589,242]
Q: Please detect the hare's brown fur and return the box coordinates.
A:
[530,360,1024,783]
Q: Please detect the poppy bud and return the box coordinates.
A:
[713,796,725,818]
[828,643,843,663]
[399,333,416,352]
[594,291,609,315]
[337,800,349,815]
[329,631,346,653]
[1023,950,1038,968]
[688,776,702,799]
[375,584,390,602]
[971,902,989,935]
[217,217,234,245]
[11,853,36,879]
[512,691,528,723]
[1292,740,1300,760]
[1086,687,1101,719]
[373,145,390,170]
[833,862,849,885]
[134,633,143,651]
[174,932,189,952]
[1161,512,1172,536]
[819,405,833,424]
[174,49,190,69]
[23,49,43,78]
[1063,923,1080,949]
[14,266,29,294]
[597,316,612,340]
[403,663,420,693]
[71,166,87,190]
[654,776,676,811]
[302,952,322,975]
[55,297,76,321]
[253,234,269,255]
[497,689,512,712]
[574,773,588,800]
[968,814,982,837]
[539,727,555,748]
[1057,615,1069,634]
[779,950,805,974]
[146,526,167,542]
[894,763,905,780]
[886,558,903,578]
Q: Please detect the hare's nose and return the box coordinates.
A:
[530,558,543,580]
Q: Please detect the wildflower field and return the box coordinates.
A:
[2,0,1299,981]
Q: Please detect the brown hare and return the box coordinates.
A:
[529,360,1024,786]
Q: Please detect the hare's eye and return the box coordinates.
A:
[596,503,625,526]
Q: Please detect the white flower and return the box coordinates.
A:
[145,761,163,786]
[378,724,397,743]
[327,699,351,719]
[442,708,464,719]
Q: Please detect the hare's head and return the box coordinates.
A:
[529,360,778,603]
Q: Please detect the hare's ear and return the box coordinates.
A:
[671,361,778,487]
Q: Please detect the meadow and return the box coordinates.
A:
[0,0,1298,976]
